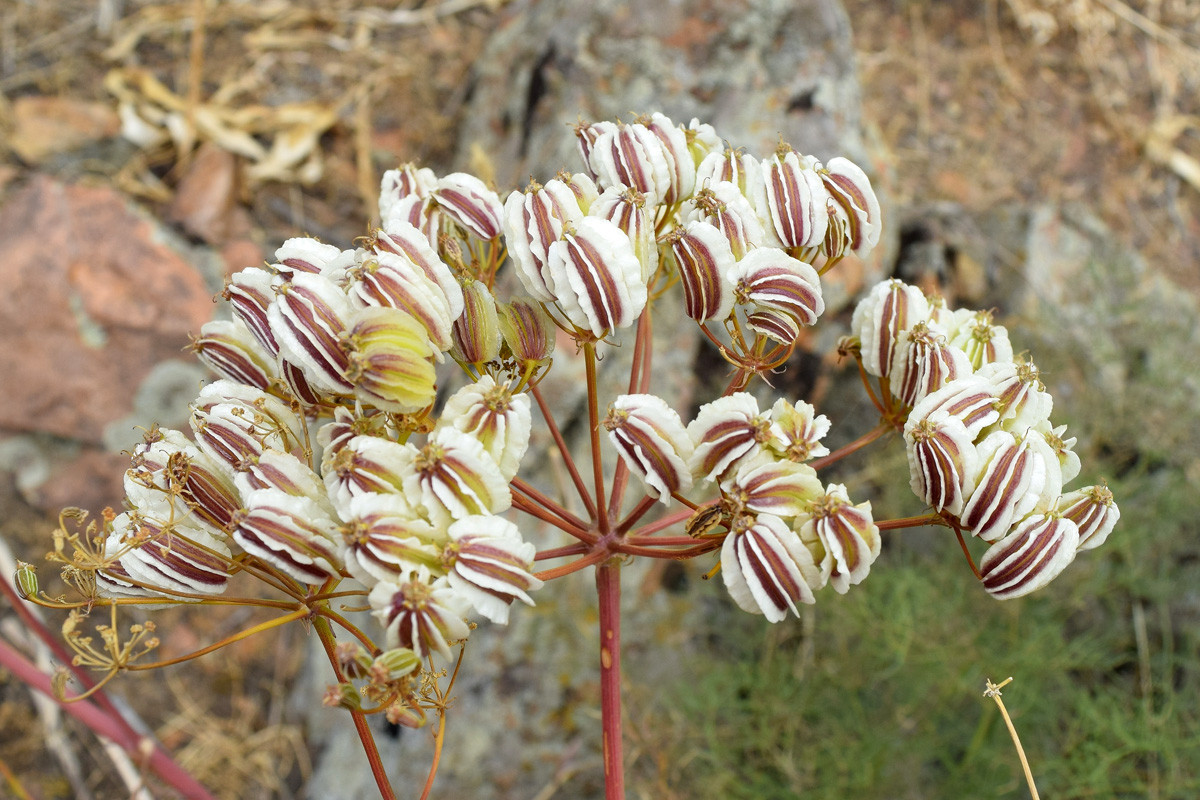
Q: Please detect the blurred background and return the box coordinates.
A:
[0,0,1197,797]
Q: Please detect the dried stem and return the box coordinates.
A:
[127,608,308,670]
[983,677,1040,800]
[0,636,217,800]
[1,574,143,741]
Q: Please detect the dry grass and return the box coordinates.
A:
[847,0,1200,290]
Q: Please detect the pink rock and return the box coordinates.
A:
[0,177,213,443]
[24,449,128,519]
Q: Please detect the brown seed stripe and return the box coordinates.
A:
[564,230,625,333]
[276,283,353,391]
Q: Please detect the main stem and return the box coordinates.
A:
[596,561,625,800]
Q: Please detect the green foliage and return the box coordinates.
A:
[639,242,1200,798]
[641,461,1198,798]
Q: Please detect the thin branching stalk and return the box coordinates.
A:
[623,535,701,547]
[512,494,596,543]
[584,342,609,536]
[511,477,593,533]
[627,502,715,538]
[808,424,893,470]
[126,608,309,670]
[952,520,983,580]
[534,543,591,562]
[28,594,300,611]
[313,615,396,800]
[875,513,947,530]
[306,589,370,603]
[616,495,659,535]
[511,488,596,542]
[534,549,609,582]
[853,353,887,415]
[316,608,380,656]
[419,697,448,800]
[637,303,654,394]
[531,384,598,521]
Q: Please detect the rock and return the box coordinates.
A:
[168,142,244,244]
[456,0,873,186]
[9,96,120,164]
[0,176,215,444]
[23,448,128,519]
[1012,204,1200,471]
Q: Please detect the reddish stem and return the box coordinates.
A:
[808,424,892,471]
[627,304,648,396]
[953,523,983,580]
[608,310,652,521]
[512,493,596,543]
[638,304,653,394]
[535,549,609,582]
[534,543,591,562]
[876,513,946,530]
[616,495,659,535]
[624,535,702,547]
[596,561,625,800]
[0,637,218,800]
[670,492,699,510]
[628,503,711,538]
[531,384,598,521]
[855,354,887,415]
[313,616,397,800]
[621,540,721,560]
[608,460,631,523]
[511,477,593,534]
